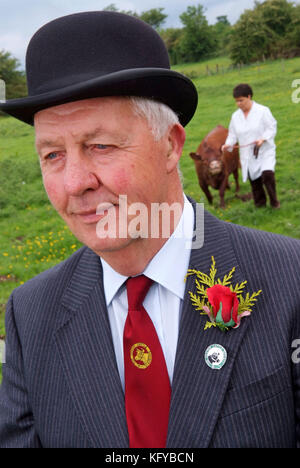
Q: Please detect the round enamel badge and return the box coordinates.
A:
[130,343,152,369]
[205,344,227,370]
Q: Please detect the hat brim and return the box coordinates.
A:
[0,68,198,127]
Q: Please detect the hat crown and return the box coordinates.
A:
[26,11,170,95]
[0,10,198,127]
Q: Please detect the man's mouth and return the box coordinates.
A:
[74,203,117,224]
[96,202,116,215]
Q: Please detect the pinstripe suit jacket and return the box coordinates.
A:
[0,205,300,448]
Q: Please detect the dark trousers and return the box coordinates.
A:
[249,170,280,208]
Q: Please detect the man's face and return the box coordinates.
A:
[34,97,177,254]
[234,95,252,112]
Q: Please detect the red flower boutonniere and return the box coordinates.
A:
[185,257,262,331]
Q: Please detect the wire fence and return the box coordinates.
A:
[177,58,289,80]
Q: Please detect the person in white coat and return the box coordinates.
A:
[222,83,280,208]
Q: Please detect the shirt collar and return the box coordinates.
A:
[101,194,194,306]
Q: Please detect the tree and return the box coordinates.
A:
[258,0,294,36]
[140,8,167,30]
[212,15,232,55]
[216,15,230,26]
[179,4,217,62]
[103,3,139,17]
[103,3,118,12]
[229,7,273,64]
[257,0,295,56]
[0,50,27,100]
[160,28,184,64]
[103,4,167,30]
[229,0,298,64]
[286,4,300,48]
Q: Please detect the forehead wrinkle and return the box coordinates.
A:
[36,124,106,146]
[35,124,131,153]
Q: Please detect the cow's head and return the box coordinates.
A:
[190,145,224,176]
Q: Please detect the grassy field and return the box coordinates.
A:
[1,56,300,380]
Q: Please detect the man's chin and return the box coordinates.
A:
[84,234,136,255]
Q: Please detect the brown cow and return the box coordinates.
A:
[189,125,240,208]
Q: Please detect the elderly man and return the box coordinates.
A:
[0,11,299,449]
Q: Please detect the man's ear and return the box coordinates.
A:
[166,123,186,173]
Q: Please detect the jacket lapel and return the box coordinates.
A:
[167,210,251,448]
[53,248,128,448]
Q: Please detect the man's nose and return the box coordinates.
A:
[63,152,100,196]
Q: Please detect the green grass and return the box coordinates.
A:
[1,56,300,381]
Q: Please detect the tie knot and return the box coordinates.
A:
[126,275,153,310]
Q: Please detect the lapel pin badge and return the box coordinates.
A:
[205,344,227,370]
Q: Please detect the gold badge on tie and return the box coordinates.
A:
[130,343,152,369]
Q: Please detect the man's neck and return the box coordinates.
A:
[97,191,185,276]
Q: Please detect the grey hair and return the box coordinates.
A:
[129,96,183,185]
[129,96,180,141]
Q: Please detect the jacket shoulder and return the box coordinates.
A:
[7,246,96,328]
[13,246,88,296]
[224,220,300,279]
[225,220,300,250]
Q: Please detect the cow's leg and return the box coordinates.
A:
[219,177,228,208]
[199,182,213,205]
[233,168,240,193]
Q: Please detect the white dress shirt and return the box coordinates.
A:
[225,101,277,182]
[101,194,194,391]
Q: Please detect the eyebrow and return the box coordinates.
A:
[35,126,107,153]
[80,127,107,141]
[35,138,61,153]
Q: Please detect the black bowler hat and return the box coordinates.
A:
[0,11,198,126]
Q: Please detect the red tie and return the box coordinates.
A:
[124,275,171,448]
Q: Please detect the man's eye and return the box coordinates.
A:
[46,152,58,160]
[94,144,108,150]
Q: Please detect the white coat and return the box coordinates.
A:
[225,101,277,182]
